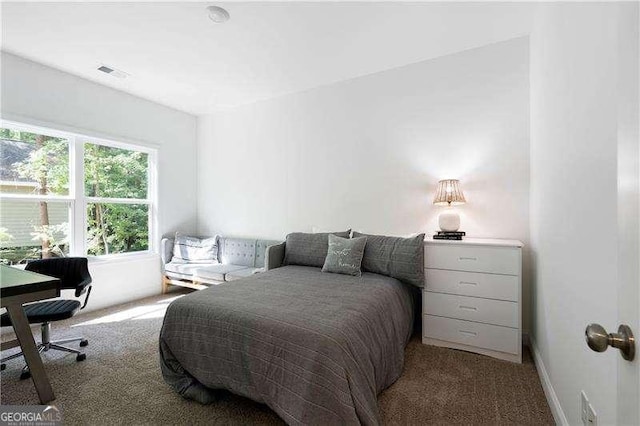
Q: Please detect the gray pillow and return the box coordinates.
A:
[352,232,425,287]
[172,233,219,263]
[322,234,367,277]
[283,230,351,268]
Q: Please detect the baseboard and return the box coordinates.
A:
[529,336,569,426]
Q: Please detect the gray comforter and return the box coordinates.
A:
[159,265,415,425]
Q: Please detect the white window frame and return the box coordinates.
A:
[0,119,158,259]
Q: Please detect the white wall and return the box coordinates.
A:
[616,3,640,423]
[197,37,531,328]
[529,3,636,424]
[1,52,198,311]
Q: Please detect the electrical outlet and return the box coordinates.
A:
[581,391,589,425]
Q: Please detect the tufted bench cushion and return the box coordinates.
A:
[192,264,247,282]
[165,261,214,276]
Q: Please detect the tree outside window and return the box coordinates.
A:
[84,143,149,255]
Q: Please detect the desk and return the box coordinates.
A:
[0,264,60,403]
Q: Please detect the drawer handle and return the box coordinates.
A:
[459,256,477,261]
[458,305,478,311]
[459,330,477,337]
[459,281,478,286]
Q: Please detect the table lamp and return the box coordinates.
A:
[433,179,466,232]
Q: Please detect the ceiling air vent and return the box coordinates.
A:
[97,65,129,79]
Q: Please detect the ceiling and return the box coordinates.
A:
[1,2,534,116]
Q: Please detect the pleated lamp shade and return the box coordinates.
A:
[433,179,466,206]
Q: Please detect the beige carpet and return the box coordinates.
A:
[1,292,554,425]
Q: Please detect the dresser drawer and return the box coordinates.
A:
[425,244,520,275]
[426,269,519,301]
[424,292,518,328]
[423,315,519,355]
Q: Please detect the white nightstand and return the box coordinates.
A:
[422,237,523,363]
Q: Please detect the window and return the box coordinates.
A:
[0,121,156,264]
[84,143,151,256]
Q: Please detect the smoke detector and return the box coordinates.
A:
[207,5,230,23]
[97,65,129,79]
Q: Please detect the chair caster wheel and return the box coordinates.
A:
[80,340,88,347]
[20,370,31,380]
[1,364,5,371]
[76,353,86,362]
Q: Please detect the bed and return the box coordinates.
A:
[159,264,415,425]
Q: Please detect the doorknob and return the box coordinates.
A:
[585,323,635,361]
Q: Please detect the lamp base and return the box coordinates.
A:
[438,211,460,232]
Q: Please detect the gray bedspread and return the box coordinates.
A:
[159,265,415,426]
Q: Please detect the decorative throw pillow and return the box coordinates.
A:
[352,232,425,287]
[283,230,351,268]
[322,234,367,277]
[172,233,219,263]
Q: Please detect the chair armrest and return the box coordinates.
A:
[161,238,174,266]
[77,278,93,308]
[74,277,92,297]
[265,242,285,270]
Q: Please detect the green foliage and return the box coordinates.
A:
[0,227,15,264]
[0,227,13,243]
[86,204,148,256]
[2,129,70,195]
[0,129,25,141]
[84,144,148,199]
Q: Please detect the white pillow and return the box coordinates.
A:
[172,233,219,263]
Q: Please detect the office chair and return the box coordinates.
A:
[0,257,92,380]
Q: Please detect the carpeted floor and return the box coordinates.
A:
[1,291,554,425]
